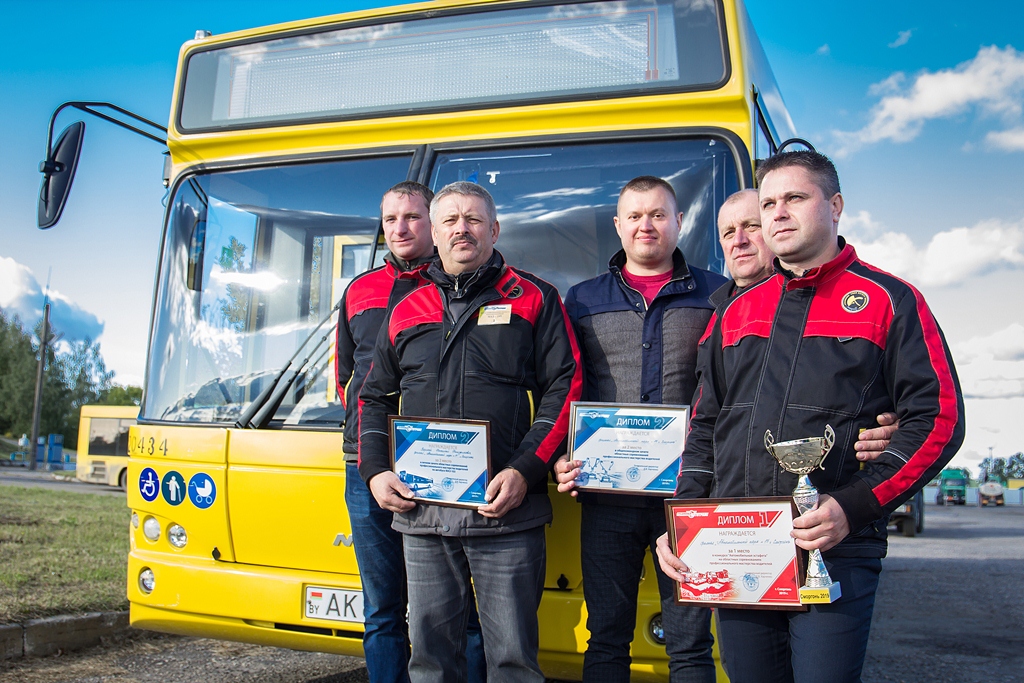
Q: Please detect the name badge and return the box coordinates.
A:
[478,304,512,325]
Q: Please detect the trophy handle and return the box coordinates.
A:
[819,424,836,468]
[764,429,775,454]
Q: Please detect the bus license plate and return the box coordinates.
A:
[304,586,364,623]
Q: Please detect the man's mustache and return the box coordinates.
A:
[449,235,478,248]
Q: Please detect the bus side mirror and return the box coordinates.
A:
[38,120,85,229]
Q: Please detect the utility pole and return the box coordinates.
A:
[29,303,51,471]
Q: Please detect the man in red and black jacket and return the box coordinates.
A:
[358,181,582,683]
[658,152,964,683]
[336,181,484,683]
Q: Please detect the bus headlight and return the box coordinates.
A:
[131,512,139,528]
[139,568,155,594]
[168,524,188,548]
[649,613,665,644]
[142,516,161,541]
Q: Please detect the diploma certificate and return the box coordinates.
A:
[389,416,491,508]
[568,402,688,495]
[665,498,806,610]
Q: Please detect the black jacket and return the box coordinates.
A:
[335,253,431,460]
[677,242,965,557]
[358,250,582,535]
[563,248,726,507]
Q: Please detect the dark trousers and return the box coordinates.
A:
[345,464,486,683]
[404,526,547,683]
[716,556,882,683]
[580,502,716,683]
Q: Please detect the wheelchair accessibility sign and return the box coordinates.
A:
[188,473,217,509]
[139,468,159,502]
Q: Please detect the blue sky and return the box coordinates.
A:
[1,0,1022,468]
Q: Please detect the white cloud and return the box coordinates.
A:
[955,324,1024,363]
[951,326,1024,405]
[888,30,913,49]
[0,255,104,341]
[834,45,1024,155]
[985,127,1024,151]
[842,213,1024,287]
[815,44,830,56]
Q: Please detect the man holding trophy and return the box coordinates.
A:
[656,151,965,683]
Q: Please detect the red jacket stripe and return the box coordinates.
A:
[865,266,961,507]
[532,302,583,466]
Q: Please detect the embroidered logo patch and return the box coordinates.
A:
[841,290,869,313]
[506,285,523,299]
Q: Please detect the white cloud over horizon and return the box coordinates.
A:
[834,45,1024,156]
[951,326,1024,452]
[841,212,1024,287]
[0,255,104,341]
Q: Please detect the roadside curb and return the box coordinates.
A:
[1,611,129,660]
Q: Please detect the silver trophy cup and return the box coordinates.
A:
[764,425,842,603]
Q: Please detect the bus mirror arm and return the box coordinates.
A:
[38,102,168,230]
[233,299,342,430]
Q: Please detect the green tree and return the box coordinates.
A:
[0,307,118,448]
[978,457,1008,484]
[98,384,143,406]
[0,310,38,437]
[1006,453,1024,479]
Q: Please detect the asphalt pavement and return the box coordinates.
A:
[0,468,125,497]
[1,502,1021,682]
[861,502,1024,683]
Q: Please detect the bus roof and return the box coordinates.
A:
[166,0,794,172]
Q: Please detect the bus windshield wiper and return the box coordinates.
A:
[234,300,341,430]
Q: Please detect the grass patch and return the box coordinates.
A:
[0,486,129,623]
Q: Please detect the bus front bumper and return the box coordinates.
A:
[128,549,365,657]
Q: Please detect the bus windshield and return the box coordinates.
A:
[144,155,414,426]
[179,0,726,131]
[143,136,737,426]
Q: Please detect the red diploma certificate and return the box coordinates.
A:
[665,498,806,610]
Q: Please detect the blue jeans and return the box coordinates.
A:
[404,526,547,683]
[580,502,715,683]
[716,556,882,683]
[345,465,486,683]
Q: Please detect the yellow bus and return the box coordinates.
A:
[42,0,796,679]
[75,405,139,488]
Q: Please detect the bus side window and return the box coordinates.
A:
[755,110,775,165]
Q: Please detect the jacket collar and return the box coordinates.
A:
[775,237,856,290]
[709,280,739,308]
[384,249,435,278]
[426,250,505,298]
[608,248,692,282]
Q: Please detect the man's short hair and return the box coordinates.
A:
[619,175,678,210]
[383,181,434,210]
[430,181,497,226]
[755,151,841,199]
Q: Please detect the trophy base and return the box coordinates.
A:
[800,582,842,604]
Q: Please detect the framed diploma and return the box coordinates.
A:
[567,402,688,495]
[665,498,807,610]
[388,416,491,509]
